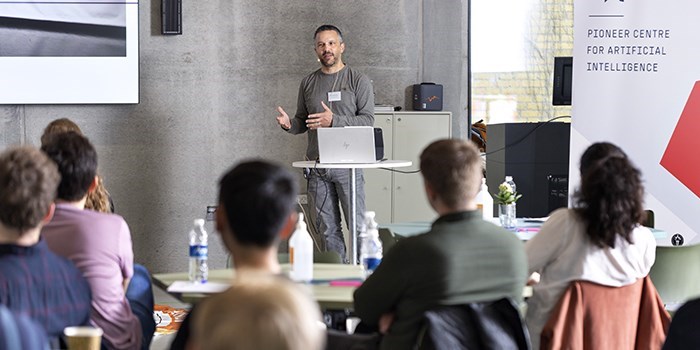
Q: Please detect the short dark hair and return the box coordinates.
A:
[420,139,482,208]
[574,142,645,248]
[0,147,60,232]
[218,160,298,247]
[314,24,343,42]
[40,132,98,202]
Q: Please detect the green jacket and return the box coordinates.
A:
[353,211,528,350]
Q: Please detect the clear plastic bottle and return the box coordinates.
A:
[204,206,217,234]
[289,213,313,282]
[504,175,517,220]
[189,219,208,283]
[478,178,494,220]
[505,175,517,194]
[360,211,382,278]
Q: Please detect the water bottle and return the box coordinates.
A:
[504,175,517,220]
[289,213,313,282]
[505,176,517,194]
[360,211,382,277]
[204,206,217,235]
[189,219,208,283]
[478,178,494,220]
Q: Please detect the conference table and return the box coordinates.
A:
[383,218,669,243]
[153,222,668,311]
[152,263,364,310]
[292,160,412,265]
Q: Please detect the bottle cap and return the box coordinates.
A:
[297,213,306,229]
[505,176,513,181]
[194,218,205,227]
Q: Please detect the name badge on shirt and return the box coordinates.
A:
[328,91,342,102]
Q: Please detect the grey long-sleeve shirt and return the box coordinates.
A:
[287,65,374,160]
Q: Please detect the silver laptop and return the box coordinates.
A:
[317,127,377,164]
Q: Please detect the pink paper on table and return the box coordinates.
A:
[329,280,363,287]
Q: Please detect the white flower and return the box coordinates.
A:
[499,182,513,194]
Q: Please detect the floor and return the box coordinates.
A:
[150,285,190,350]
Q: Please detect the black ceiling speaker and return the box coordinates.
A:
[162,0,182,35]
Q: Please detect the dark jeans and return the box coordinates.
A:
[308,168,366,262]
[126,264,155,350]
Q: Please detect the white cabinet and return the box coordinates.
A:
[364,112,452,224]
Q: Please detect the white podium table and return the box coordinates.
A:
[292,160,412,265]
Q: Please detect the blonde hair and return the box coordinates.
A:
[419,139,483,208]
[40,118,113,213]
[193,271,325,350]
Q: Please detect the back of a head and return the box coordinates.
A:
[40,132,98,202]
[194,271,325,350]
[419,139,482,209]
[575,142,645,248]
[0,146,60,233]
[218,160,298,247]
[40,118,83,146]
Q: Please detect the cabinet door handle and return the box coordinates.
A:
[397,117,402,122]
[386,118,391,123]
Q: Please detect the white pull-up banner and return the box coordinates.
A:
[572,0,700,245]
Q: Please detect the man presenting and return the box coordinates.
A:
[276,24,374,261]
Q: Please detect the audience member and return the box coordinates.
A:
[40,132,154,350]
[41,117,113,213]
[170,160,302,350]
[352,139,528,349]
[0,146,91,339]
[0,304,50,350]
[663,297,700,349]
[192,271,324,350]
[525,142,656,348]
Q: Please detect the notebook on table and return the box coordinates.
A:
[317,127,382,164]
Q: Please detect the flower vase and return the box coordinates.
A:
[498,203,517,229]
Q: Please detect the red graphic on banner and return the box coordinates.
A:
[660,81,700,199]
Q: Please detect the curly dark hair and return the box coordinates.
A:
[574,142,646,248]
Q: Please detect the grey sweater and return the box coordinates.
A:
[287,65,374,160]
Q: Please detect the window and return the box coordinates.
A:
[471,0,573,123]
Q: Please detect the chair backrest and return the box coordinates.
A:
[417,298,530,350]
[649,244,700,308]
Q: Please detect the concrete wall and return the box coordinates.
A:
[0,0,469,273]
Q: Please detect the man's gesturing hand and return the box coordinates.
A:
[306,101,333,129]
[276,106,291,130]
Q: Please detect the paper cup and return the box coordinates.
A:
[63,326,103,350]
